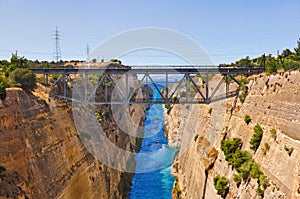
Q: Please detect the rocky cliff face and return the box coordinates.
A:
[0,86,145,199]
[165,71,300,198]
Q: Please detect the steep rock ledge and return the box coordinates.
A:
[0,87,145,199]
[165,71,300,198]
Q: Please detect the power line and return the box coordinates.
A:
[52,27,62,62]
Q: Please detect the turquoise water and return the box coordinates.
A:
[129,86,178,199]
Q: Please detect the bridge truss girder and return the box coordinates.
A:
[43,71,244,105]
[31,67,265,105]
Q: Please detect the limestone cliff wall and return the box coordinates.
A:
[0,87,145,199]
[165,71,300,199]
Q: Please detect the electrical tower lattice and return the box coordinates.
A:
[53,27,62,62]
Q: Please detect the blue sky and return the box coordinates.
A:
[0,0,299,65]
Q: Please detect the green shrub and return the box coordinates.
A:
[0,76,9,100]
[51,74,61,81]
[283,60,300,71]
[284,145,294,156]
[233,173,242,185]
[256,187,264,197]
[259,174,269,189]
[221,139,254,180]
[10,68,36,91]
[250,163,263,179]
[244,114,251,125]
[208,107,212,115]
[0,83,6,100]
[165,104,173,115]
[266,59,278,74]
[0,75,10,87]
[238,87,248,103]
[221,137,269,197]
[232,150,252,169]
[236,158,253,179]
[221,138,242,162]
[213,175,229,198]
[250,124,263,152]
[262,143,270,155]
[270,128,277,140]
[238,78,248,103]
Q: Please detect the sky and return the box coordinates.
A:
[0,0,299,65]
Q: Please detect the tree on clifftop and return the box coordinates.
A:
[10,68,36,91]
[293,38,300,60]
[0,76,9,100]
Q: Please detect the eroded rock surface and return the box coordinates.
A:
[0,86,145,199]
[165,71,300,198]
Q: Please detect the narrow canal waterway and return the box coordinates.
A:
[129,86,178,199]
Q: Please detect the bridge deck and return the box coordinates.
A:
[29,67,265,75]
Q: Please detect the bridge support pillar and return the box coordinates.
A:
[226,75,229,97]
[205,73,209,100]
[63,74,67,98]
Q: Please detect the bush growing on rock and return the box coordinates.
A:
[259,174,269,189]
[233,173,242,185]
[221,138,242,162]
[284,145,294,156]
[244,114,251,125]
[232,150,252,169]
[250,163,263,179]
[262,143,270,155]
[221,137,269,196]
[250,124,263,152]
[256,187,264,197]
[213,175,229,198]
[238,78,248,103]
[270,128,277,140]
[236,158,253,179]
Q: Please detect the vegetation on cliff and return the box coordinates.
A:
[220,137,269,197]
[10,68,36,91]
[213,175,229,198]
[244,114,251,125]
[238,77,249,103]
[0,76,8,100]
[221,38,300,74]
[250,124,263,152]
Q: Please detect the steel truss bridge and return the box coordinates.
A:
[29,66,265,105]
